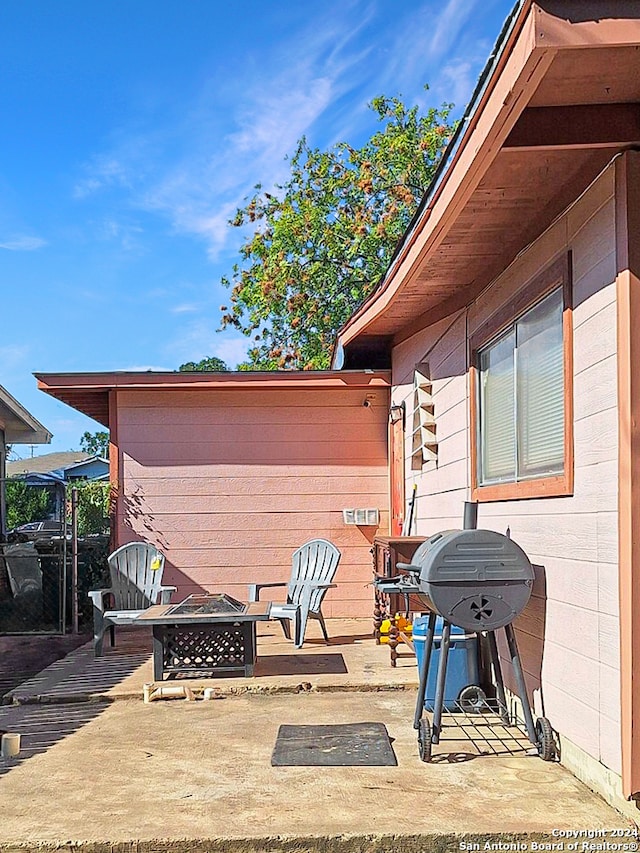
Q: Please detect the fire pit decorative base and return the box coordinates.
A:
[136,594,272,680]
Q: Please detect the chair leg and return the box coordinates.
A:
[93,607,105,657]
[317,609,330,643]
[295,608,308,649]
[279,618,292,640]
[109,624,116,647]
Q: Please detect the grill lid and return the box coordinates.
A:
[413,530,534,585]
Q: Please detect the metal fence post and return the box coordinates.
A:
[71,487,78,634]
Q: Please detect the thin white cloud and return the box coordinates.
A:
[211,336,250,369]
[435,60,476,109]
[164,318,248,369]
[0,235,47,251]
[171,303,200,314]
[71,3,380,260]
[73,156,133,199]
[427,0,481,60]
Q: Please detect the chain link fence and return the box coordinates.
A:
[0,479,110,634]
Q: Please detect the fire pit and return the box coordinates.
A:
[165,594,246,617]
[137,594,271,680]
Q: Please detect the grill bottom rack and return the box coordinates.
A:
[414,612,556,763]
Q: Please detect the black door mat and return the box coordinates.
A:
[271,722,397,766]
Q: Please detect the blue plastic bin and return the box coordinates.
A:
[413,614,480,711]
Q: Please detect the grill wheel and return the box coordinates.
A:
[535,717,556,761]
[418,717,432,762]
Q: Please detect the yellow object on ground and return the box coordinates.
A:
[379,615,413,644]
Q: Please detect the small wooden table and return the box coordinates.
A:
[137,594,271,680]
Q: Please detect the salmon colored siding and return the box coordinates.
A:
[115,386,389,617]
[391,161,621,773]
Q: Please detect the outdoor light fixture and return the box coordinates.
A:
[389,402,405,424]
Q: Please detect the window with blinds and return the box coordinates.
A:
[478,287,564,486]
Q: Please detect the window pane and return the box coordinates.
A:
[516,288,564,478]
[479,329,516,484]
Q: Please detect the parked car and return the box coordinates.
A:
[9,520,69,540]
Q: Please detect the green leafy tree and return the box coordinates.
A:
[178,357,229,372]
[68,481,111,536]
[220,91,454,369]
[5,480,55,530]
[80,430,109,458]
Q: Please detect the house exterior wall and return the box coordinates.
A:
[63,459,109,481]
[391,162,620,772]
[114,385,389,618]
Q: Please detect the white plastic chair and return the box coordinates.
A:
[248,538,341,648]
[89,542,175,655]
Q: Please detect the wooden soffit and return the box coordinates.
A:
[338,0,640,351]
[35,370,392,428]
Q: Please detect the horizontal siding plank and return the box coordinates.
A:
[123,462,386,479]
[122,475,388,498]
[392,313,463,385]
[573,254,616,314]
[114,525,387,549]
[543,681,601,760]
[119,388,387,409]
[473,511,617,563]
[573,407,618,467]
[118,406,391,428]
[598,613,620,670]
[599,662,621,725]
[122,544,376,568]
[598,561,620,618]
[573,354,617,421]
[122,441,385,466]
[570,197,615,286]
[599,712,622,775]
[542,599,600,661]
[118,493,388,514]
[573,303,617,377]
[566,162,614,238]
[540,641,601,712]
[119,421,387,445]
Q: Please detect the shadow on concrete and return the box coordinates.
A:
[0,633,89,701]
[6,645,150,703]
[0,701,107,778]
[302,633,373,646]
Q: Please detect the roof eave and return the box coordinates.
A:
[0,385,52,445]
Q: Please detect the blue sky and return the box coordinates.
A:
[1,0,515,457]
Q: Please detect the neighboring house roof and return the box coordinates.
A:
[334,0,640,362]
[51,456,109,481]
[33,370,391,428]
[7,451,93,477]
[0,385,51,445]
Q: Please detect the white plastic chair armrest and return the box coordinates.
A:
[248,581,287,602]
[88,589,112,611]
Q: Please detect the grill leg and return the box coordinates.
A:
[413,611,437,730]
[504,623,537,745]
[431,620,452,743]
[487,630,510,725]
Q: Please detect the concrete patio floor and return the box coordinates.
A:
[0,619,633,851]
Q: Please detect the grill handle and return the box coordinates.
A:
[396,562,421,574]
